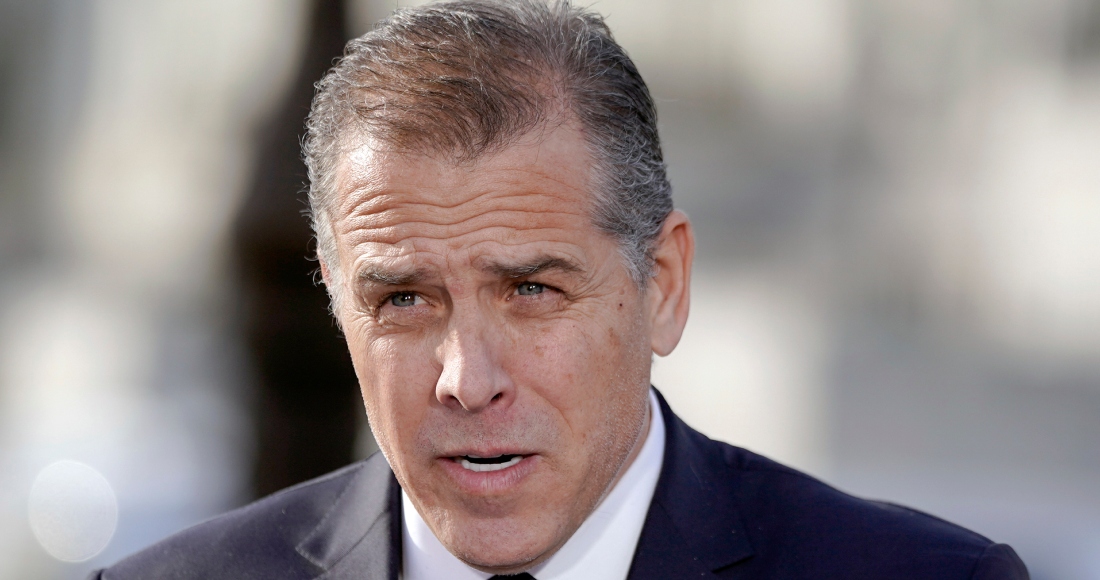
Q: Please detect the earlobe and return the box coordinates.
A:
[648,210,695,357]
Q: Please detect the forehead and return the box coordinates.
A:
[330,123,611,271]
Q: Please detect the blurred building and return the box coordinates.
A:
[1,0,1098,578]
[0,0,312,576]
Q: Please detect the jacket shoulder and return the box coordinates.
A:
[93,459,375,580]
[716,441,1027,578]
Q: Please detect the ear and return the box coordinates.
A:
[647,210,694,356]
[319,258,334,288]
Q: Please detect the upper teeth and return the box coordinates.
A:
[458,455,522,472]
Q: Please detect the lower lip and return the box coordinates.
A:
[438,455,540,495]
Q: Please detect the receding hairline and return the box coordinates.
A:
[321,108,589,221]
[315,20,576,170]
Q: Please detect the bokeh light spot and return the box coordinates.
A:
[27,460,118,562]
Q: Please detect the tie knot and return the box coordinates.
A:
[489,574,535,580]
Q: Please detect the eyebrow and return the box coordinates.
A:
[483,256,583,279]
[355,256,582,287]
[357,265,432,287]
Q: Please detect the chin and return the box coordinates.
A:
[442,516,563,574]
[455,547,549,576]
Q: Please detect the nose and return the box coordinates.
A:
[434,315,514,413]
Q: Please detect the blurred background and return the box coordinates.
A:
[1,0,1098,577]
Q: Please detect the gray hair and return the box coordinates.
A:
[304,0,672,310]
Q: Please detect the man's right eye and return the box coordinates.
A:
[389,292,420,307]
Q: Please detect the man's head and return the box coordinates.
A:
[305,0,674,307]
[304,0,693,574]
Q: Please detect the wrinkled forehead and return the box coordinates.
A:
[324,121,619,281]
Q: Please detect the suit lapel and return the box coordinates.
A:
[296,452,402,580]
[627,390,755,579]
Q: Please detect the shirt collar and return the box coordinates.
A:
[402,389,667,580]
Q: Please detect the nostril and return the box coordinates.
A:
[492,393,502,402]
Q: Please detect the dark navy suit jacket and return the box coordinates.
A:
[92,391,1028,579]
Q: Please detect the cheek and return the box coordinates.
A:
[346,329,440,455]
[505,306,648,422]
[505,318,589,390]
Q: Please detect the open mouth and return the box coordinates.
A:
[454,454,524,472]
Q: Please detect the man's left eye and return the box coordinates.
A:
[516,282,545,296]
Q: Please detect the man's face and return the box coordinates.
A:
[327,122,657,572]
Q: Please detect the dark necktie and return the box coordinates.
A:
[489,575,535,580]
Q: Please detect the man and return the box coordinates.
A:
[92,1,1028,578]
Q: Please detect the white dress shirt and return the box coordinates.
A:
[402,389,666,580]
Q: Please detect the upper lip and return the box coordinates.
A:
[439,448,533,458]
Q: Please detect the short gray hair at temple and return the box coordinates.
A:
[304,0,673,311]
